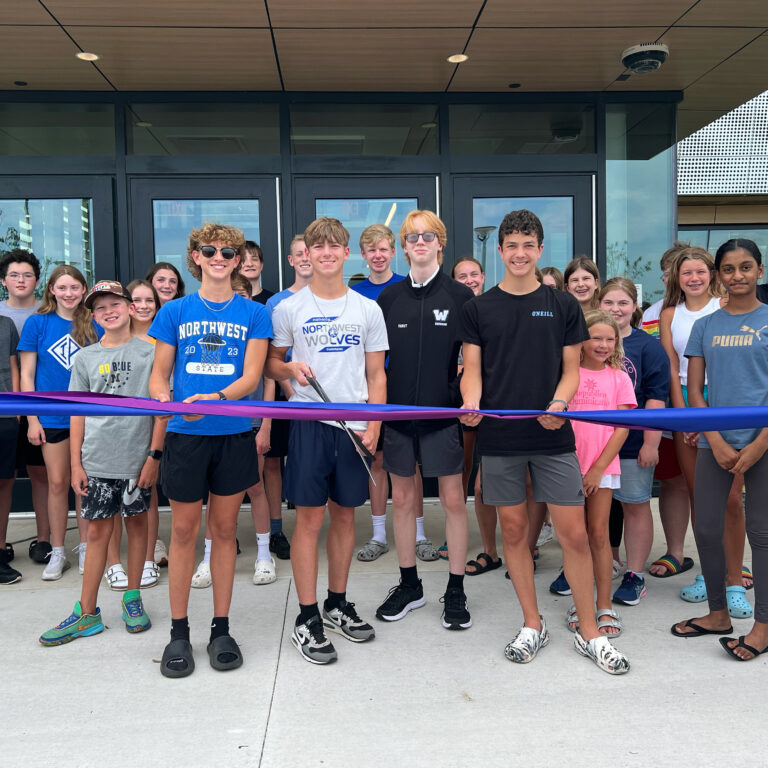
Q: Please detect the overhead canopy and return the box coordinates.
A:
[1,0,766,139]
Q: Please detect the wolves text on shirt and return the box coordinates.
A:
[301,315,362,353]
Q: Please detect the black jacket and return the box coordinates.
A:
[378,271,474,435]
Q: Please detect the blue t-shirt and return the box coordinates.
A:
[351,273,405,301]
[150,292,272,436]
[685,304,768,449]
[17,313,102,429]
[619,328,670,459]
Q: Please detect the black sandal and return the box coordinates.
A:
[161,639,195,678]
[719,635,768,660]
[207,634,244,671]
[465,552,502,576]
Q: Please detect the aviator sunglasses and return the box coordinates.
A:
[404,232,438,244]
[199,245,238,259]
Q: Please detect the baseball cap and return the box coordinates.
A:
[85,280,133,310]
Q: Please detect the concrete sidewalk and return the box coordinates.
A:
[2,500,765,768]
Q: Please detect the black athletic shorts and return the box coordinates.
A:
[161,431,258,503]
[43,427,70,444]
[265,417,290,458]
[16,416,45,468]
[383,422,464,479]
[0,419,19,478]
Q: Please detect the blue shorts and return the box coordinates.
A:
[680,384,708,407]
[283,421,370,508]
[613,458,654,504]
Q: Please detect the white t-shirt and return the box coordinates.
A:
[271,286,389,431]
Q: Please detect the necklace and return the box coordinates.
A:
[308,288,348,324]
[198,292,235,313]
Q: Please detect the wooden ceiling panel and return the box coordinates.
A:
[72,27,280,90]
[275,29,467,90]
[606,26,762,91]
[0,27,109,89]
[676,0,768,27]
[45,0,268,28]
[268,0,482,28]
[479,0,695,28]
[1,0,58,25]
[450,27,665,91]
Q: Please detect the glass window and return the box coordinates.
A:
[0,199,94,296]
[679,227,768,260]
[471,197,574,287]
[606,103,676,307]
[678,229,709,248]
[450,104,595,155]
[152,200,260,291]
[0,104,114,156]
[128,104,280,155]
[315,198,418,283]
[290,104,438,155]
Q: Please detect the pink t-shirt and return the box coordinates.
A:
[571,366,637,475]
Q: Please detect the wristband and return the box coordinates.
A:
[546,399,569,412]
[215,391,227,400]
[147,449,163,460]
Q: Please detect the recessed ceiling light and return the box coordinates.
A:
[508,83,521,88]
[420,121,437,129]
[14,81,27,87]
[447,53,468,64]
[76,51,100,61]
[135,121,153,128]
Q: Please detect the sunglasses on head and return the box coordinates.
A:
[404,232,438,244]
[199,245,237,260]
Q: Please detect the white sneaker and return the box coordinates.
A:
[537,522,554,547]
[154,539,168,567]
[141,560,159,588]
[78,542,87,574]
[253,556,277,585]
[573,632,630,675]
[42,550,70,581]
[191,560,211,588]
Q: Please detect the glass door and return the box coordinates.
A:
[452,175,594,287]
[129,177,281,293]
[293,176,438,284]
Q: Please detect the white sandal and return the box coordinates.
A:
[596,607,623,638]
[141,560,159,588]
[191,560,212,589]
[253,556,277,585]
[566,604,579,633]
[105,564,128,591]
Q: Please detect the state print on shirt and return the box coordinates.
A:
[47,333,82,371]
[177,319,250,376]
[302,314,362,354]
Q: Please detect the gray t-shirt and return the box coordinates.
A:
[0,316,19,423]
[0,300,41,337]
[685,304,768,449]
[68,336,155,477]
[271,286,388,432]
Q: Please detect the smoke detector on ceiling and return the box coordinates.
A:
[620,43,669,74]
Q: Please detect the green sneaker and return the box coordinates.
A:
[39,601,104,646]
[122,591,151,633]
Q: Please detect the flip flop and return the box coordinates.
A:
[650,553,694,578]
[207,634,243,671]
[670,618,734,638]
[465,552,502,576]
[719,635,768,661]
[161,639,195,678]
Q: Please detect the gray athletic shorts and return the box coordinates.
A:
[382,423,464,478]
[481,453,585,506]
[80,477,151,521]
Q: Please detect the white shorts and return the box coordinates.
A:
[599,473,621,490]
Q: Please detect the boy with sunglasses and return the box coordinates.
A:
[375,210,474,629]
[149,223,271,678]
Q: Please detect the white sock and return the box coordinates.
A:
[630,570,645,580]
[53,545,65,557]
[203,538,212,564]
[415,516,426,541]
[372,514,386,544]
[256,532,270,561]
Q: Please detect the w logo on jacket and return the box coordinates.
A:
[433,309,450,323]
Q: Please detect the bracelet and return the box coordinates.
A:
[546,399,569,412]
[215,391,227,401]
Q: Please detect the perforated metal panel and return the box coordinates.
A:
[678,90,768,195]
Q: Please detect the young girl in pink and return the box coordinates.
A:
[568,310,636,637]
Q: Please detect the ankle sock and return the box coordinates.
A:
[415,516,426,541]
[630,570,645,581]
[202,538,212,564]
[371,513,387,544]
[447,572,464,591]
[52,545,65,558]
[170,616,190,642]
[256,532,270,561]
[324,590,345,612]
[298,602,320,625]
[400,565,419,588]
[210,616,229,642]
[270,518,282,535]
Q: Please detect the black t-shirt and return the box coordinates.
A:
[252,288,275,306]
[461,284,588,456]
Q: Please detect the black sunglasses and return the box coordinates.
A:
[199,245,237,260]
[404,232,438,244]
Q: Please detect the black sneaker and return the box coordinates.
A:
[440,587,472,630]
[29,539,52,564]
[269,531,291,560]
[375,580,426,622]
[0,550,22,585]
[291,614,337,665]
[5,543,14,562]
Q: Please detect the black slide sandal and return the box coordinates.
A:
[207,635,244,671]
[466,552,502,576]
[161,639,195,678]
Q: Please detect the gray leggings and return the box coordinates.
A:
[694,447,768,623]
